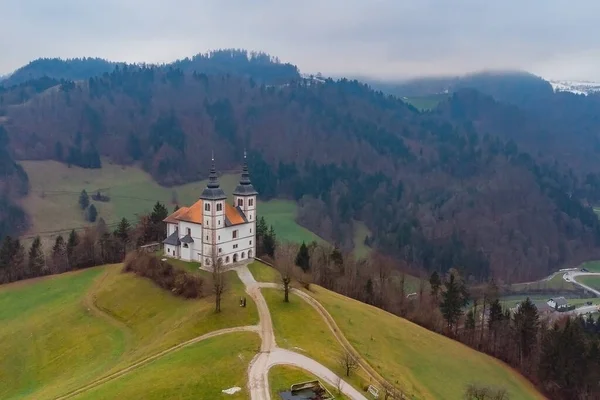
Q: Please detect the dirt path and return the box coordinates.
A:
[257,282,393,395]
[54,325,259,400]
[81,268,134,356]
[55,264,369,400]
[238,267,368,400]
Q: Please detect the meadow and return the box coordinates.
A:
[251,262,542,399]
[580,260,600,273]
[20,160,323,246]
[0,264,257,399]
[74,332,259,400]
[308,286,544,399]
[262,289,369,392]
[402,94,448,111]
[578,276,600,292]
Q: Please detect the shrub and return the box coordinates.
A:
[123,251,204,298]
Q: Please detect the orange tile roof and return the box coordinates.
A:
[163,206,189,223]
[225,203,245,225]
[164,200,246,226]
[177,200,204,224]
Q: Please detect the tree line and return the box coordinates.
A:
[0,201,170,284]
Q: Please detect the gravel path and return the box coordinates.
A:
[238,267,368,400]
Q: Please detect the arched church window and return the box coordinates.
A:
[238,198,243,207]
[249,199,254,206]
[205,203,211,211]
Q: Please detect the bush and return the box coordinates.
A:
[123,251,204,298]
[464,384,509,400]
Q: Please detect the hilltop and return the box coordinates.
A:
[0,260,543,399]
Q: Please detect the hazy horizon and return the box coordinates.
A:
[2,1,600,81]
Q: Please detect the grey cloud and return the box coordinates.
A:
[2,0,600,80]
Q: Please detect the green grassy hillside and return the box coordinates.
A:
[0,267,123,400]
[1,261,544,399]
[248,263,542,399]
[308,286,543,400]
[74,332,259,400]
[578,276,600,291]
[0,264,257,400]
[262,289,369,391]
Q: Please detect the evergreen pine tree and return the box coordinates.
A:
[87,204,98,222]
[28,236,45,277]
[263,225,276,257]
[257,217,268,237]
[79,190,90,209]
[429,271,442,303]
[11,239,26,280]
[295,242,310,272]
[150,201,168,223]
[67,229,79,267]
[115,217,131,242]
[0,236,13,267]
[52,235,68,272]
[513,297,539,362]
[173,204,179,212]
[440,271,468,331]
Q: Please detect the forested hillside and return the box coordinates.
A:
[1,60,600,282]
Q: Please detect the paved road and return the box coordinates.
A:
[563,271,600,297]
[237,266,368,400]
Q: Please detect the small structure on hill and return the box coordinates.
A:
[547,297,569,311]
[279,380,334,400]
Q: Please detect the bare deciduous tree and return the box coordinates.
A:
[274,242,296,302]
[337,351,358,377]
[211,255,227,313]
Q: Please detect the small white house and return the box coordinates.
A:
[163,154,257,267]
[547,297,569,311]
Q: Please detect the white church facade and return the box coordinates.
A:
[162,155,257,266]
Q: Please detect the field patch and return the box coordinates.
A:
[0,267,125,400]
[0,263,258,399]
[580,260,600,273]
[19,160,323,246]
[578,276,600,292]
[309,286,544,400]
[74,332,259,400]
[402,94,448,111]
[91,264,258,371]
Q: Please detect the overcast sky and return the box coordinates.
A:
[2,0,600,81]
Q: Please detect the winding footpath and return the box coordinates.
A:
[237,265,368,400]
[56,265,372,400]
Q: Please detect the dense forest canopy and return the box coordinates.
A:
[2,55,600,282]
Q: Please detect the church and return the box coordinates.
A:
[162,154,257,267]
